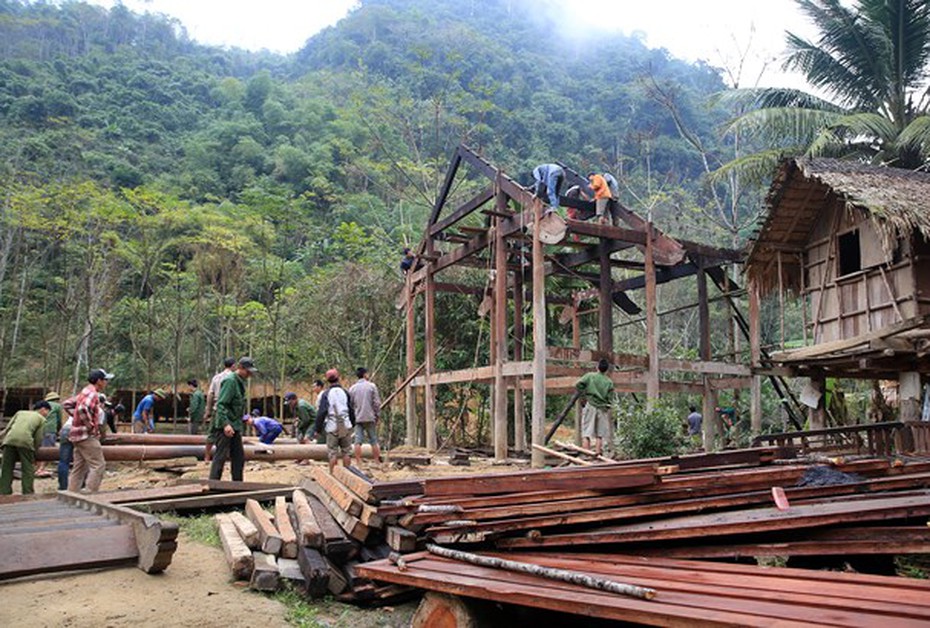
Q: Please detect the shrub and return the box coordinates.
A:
[614,396,688,459]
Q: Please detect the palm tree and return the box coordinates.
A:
[718,0,930,181]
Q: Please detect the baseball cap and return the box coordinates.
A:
[88,369,115,383]
[325,368,339,383]
[239,357,258,373]
[284,392,297,401]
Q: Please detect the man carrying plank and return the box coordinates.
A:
[575,358,616,457]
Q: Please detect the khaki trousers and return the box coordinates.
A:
[68,437,106,492]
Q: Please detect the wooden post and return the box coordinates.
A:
[598,237,613,354]
[572,300,582,447]
[900,371,922,422]
[405,272,417,447]
[531,201,548,468]
[697,259,715,451]
[425,242,437,452]
[777,251,785,349]
[493,192,509,461]
[748,277,763,437]
[644,223,659,408]
[513,263,526,453]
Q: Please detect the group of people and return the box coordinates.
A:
[1,368,117,495]
[532,163,621,225]
[203,358,383,482]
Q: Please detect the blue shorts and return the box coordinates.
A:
[354,422,378,446]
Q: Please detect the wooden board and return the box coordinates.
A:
[301,480,369,543]
[228,511,260,549]
[274,496,298,559]
[419,464,657,497]
[296,546,330,598]
[250,551,279,592]
[215,513,253,580]
[245,498,283,556]
[290,490,323,548]
[0,525,137,579]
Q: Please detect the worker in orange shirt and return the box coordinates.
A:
[587,172,613,225]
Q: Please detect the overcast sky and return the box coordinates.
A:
[91,0,818,89]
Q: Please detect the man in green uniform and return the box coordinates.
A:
[0,400,52,494]
[285,391,315,442]
[575,358,616,457]
[187,379,206,435]
[209,357,257,481]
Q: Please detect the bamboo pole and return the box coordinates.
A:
[426,544,656,600]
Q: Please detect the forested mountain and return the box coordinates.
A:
[0,0,759,418]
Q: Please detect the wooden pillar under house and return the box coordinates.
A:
[572,301,582,447]
[598,237,613,354]
[697,258,717,452]
[513,263,527,453]
[531,200,548,468]
[424,241,438,452]
[405,272,417,447]
[748,276,763,437]
[493,186,509,461]
[644,222,659,408]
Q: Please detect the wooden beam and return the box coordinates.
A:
[749,277,763,437]
[645,223,659,406]
[513,265,527,453]
[291,489,324,548]
[274,496,298,559]
[599,237,613,353]
[215,513,253,580]
[429,186,495,236]
[405,272,417,447]
[425,238,437,451]
[494,184,509,461]
[532,199,548,468]
[246,498,283,556]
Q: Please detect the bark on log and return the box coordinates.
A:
[214,513,253,580]
[425,544,656,600]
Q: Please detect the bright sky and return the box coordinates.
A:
[91,0,818,89]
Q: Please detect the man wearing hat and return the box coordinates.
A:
[0,400,52,494]
[245,409,283,445]
[132,388,166,434]
[36,391,63,476]
[67,368,114,493]
[209,357,257,481]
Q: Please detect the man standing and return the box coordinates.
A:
[586,172,615,225]
[187,379,205,435]
[205,358,236,423]
[575,359,615,457]
[132,389,165,434]
[37,391,63,475]
[209,357,256,481]
[349,367,382,466]
[68,368,114,493]
[0,400,51,495]
[532,163,564,209]
[687,405,703,450]
[315,369,355,473]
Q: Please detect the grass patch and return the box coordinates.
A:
[162,512,221,548]
[897,556,930,579]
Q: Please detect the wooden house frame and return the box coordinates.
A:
[746,158,930,424]
[402,145,754,466]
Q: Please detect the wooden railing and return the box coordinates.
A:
[751,422,907,457]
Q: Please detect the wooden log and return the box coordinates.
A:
[386,525,418,553]
[301,480,370,543]
[274,496,298,559]
[277,557,307,591]
[36,443,376,462]
[215,513,253,580]
[426,544,655,600]
[302,489,357,561]
[309,466,362,517]
[332,465,378,504]
[249,551,280,592]
[245,498,283,556]
[291,490,324,548]
[324,555,350,595]
[228,511,260,550]
[296,546,330,599]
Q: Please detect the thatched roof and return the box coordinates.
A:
[746,158,930,295]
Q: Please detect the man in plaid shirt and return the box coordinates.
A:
[67,368,114,492]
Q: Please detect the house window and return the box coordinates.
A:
[838,229,861,276]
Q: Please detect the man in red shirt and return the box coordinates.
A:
[67,368,113,493]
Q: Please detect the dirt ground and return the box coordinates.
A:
[0,448,520,628]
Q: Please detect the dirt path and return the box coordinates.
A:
[0,530,290,628]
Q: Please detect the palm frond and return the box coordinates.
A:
[897,114,930,151]
[723,107,841,146]
[828,111,899,141]
[712,87,842,112]
[710,148,798,188]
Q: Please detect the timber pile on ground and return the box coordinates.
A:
[317,447,930,625]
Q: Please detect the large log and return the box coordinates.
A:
[274,496,298,559]
[215,513,253,580]
[36,444,376,462]
[103,434,298,446]
[291,490,324,548]
[245,498,283,556]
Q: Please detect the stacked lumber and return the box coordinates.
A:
[209,475,414,606]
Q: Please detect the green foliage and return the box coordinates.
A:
[162,513,221,548]
[615,396,688,460]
